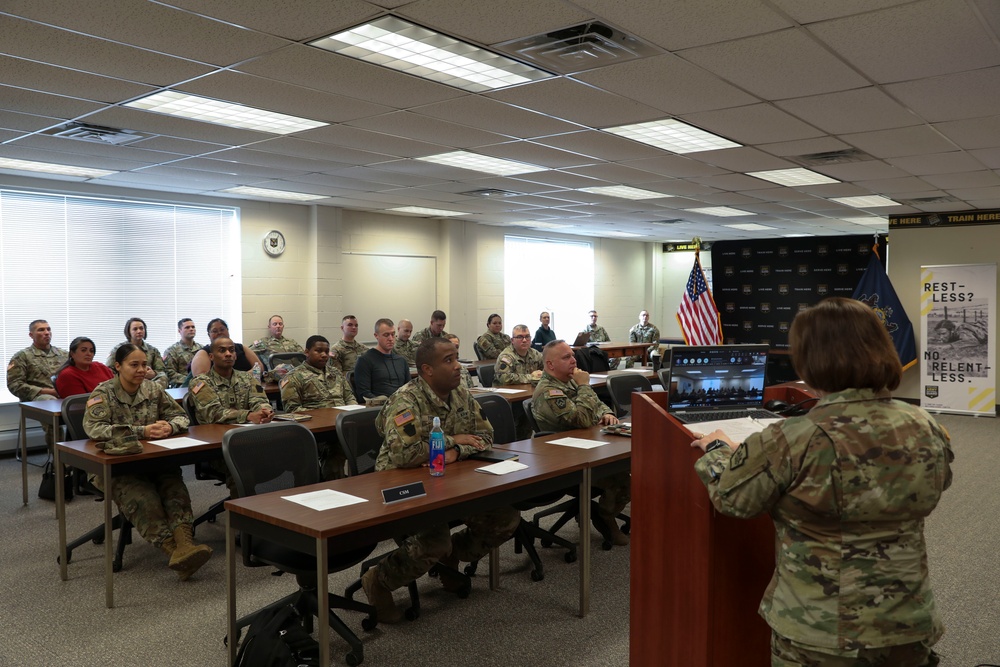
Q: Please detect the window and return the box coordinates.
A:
[0,189,241,402]
[503,235,594,342]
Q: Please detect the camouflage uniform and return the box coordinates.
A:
[410,327,449,345]
[190,368,268,424]
[249,335,303,355]
[162,340,200,387]
[82,377,193,548]
[459,365,475,390]
[531,372,631,516]
[280,363,356,479]
[395,339,417,365]
[372,377,519,591]
[106,341,169,388]
[584,324,618,369]
[694,388,953,660]
[627,322,660,367]
[7,344,68,445]
[476,331,511,360]
[328,339,368,374]
[493,345,543,386]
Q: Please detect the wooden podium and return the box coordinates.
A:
[628,385,812,666]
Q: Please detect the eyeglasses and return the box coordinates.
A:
[512,335,531,341]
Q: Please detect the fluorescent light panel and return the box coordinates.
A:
[311,16,552,93]
[222,186,327,201]
[578,185,670,200]
[603,118,741,154]
[389,206,465,217]
[843,216,888,225]
[831,195,899,208]
[687,206,752,217]
[507,221,573,229]
[748,168,839,187]
[783,233,814,237]
[124,91,327,135]
[602,231,644,237]
[0,157,115,178]
[417,151,545,176]
[725,223,776,231]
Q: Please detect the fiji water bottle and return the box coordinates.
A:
[429,417,445,477]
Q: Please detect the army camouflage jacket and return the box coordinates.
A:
[83,376,189,442]
[249,335,303,354]
[375,376,493,471]
[280,362,355,412]
[395,339,417,365]
[476,331,511,359]
[694,388,953,653]
[531,372,613,433]
[190,368,268,424]
[628,323,659,346]
[584,324,611,342]
[410,327,449,345]
[106,341,169,388]
[493,345,543,386]
[6,344,67,401]
[328,339,368,373]
[162,340,200,386]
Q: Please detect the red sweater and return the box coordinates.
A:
[55,362,114,397]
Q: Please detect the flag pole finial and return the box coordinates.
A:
[692,236,702,260]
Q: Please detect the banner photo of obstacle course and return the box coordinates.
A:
[919,263,996,416]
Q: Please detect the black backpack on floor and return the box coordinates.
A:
[233,604,319,667]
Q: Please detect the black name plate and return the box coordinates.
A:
[381,481,426,505]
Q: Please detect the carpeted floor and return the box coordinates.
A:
[0,410,996,666]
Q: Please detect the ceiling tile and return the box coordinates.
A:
[920,170,1000,189]
[885,67,1000,123]
[854,176,936,193]
[533,131,668,162]
[776,87,922,134]
[81,106,272,146]
[811,161,911,181]
[0,55,156,105]
[757,137,853,157]
[807,0,1000,83]
[933,115,1000,150]
[682,103,825,145]
[572,54,758,116]
[0,15,213,86]
[695,147,795,172]
[945,185,1000,200]
[0,144,153,171]
[345,111,513,148]
[476,140,596,169]
[560,162,675,184]
[322,165,450,188]
[0,85,106,120]
[972,148,1000,169]
[251,137,395,166]
[295,124,446,158]
[680,28,869,100]
[160,0,382,41]
[886,151,987,175]
[485,78,666,128]
[399,0,591,44]
[688,174,777,191]
[617,156,729,179]
[840,125,959,159]
[0,110,64,133]
[414,95,583,138]
[769,0,915,24]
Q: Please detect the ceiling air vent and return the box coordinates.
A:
[789,148,873,167]
[495,21,661,74]
[893,195,962,206]
[651,218,686,225]
[43,122,149,146]
[458,188,522,198]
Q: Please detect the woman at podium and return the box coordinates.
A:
[690,298,952,667]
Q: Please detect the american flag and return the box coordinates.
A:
[676,254,722,345]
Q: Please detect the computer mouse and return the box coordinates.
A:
[765,399,789,413]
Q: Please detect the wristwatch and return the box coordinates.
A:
[704,439,729,454]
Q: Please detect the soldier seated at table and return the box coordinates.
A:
[532,340,631,547]
[7,319,68,448]
[162,318,201,387]
[249,314,303,357]
[394,319,417,365]
[628,310,660,368]
[280,335,356,479]
[329,315,368,374]
[362,338,519,624]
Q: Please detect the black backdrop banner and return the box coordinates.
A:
[710,235,886,348]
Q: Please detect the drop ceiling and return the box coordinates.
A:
[2,0,999,241]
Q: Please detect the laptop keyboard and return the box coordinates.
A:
[677,409,779,423]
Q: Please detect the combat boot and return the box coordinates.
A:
[169,524,212,581]
[361,567,402,624]
[593,511,629,547]
[159,535,177,559]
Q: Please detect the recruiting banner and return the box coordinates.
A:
[919,263,996,415]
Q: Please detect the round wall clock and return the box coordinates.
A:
[263,230,286,257]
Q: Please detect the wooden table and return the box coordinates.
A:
[224,452,590,667]
[575,341,653,365]
[18,398,64,505]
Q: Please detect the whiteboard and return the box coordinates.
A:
[341,253,437,339]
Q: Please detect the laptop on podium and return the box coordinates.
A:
[664,344,781,424]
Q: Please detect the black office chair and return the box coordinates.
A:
[223,423,377,665]
[473,394,576,581]
[336,408,468,618]
[477,362,496,389]
[269,352,306,369]
[346,371,359,403]
[657,367,671,392]
[59,393,134,572]
[606,374,653,418]
[522,398,550,436]
[472,341,486,361]
[181,392,228,530]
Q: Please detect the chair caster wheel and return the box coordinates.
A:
[112,562,122,572]
[601,540,613,551]
[93,536,104,545]
[564,551,577,564]
[530,569,544,582]
[361,617,377,631]
[346,651,361,666]
[540,539,553,548]
[57,553,72,564]
[405,607,419,621]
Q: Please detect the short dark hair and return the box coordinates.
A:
[431,310,446,322]
[29,319,47,332]
[789,297,901,393]
[124,317,147,341]
[305,335,329,350]
[374,318,394,333]
[415,337,452,374]
[114,343,143,365]
[487,313,501,326]
[207,318,227,334]
[342,315,357,323]
[58,336,96,374]
[268,315,283,325]
[177,318,193,329]
[210,337,234,353]
[542,339,566,362]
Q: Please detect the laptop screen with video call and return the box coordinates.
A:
[665,345,770,417]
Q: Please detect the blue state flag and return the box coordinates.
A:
[853,251,917,371]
